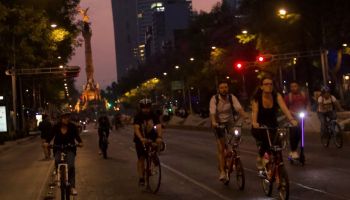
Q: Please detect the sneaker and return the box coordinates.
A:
[138,178,145,186]
[219,171,227,181]
[71,188,78,195]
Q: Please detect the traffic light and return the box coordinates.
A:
[256,54,273,64]
[257,56,264,62]
[235,62,243,70]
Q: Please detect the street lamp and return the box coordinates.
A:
[190,57,195,62]
[175,65,180,69]
[343,43,348,47]
[163,72,167,76]
[211,46,216,50]
[242,30,248,34]
[59,65,64,69]
[278,9,287,17]
[50,23,57,28]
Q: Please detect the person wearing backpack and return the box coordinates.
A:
[209,80,249,182]
[284,81,310,159]
[317,86,344,137]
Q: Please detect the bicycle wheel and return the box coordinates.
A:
[321,131,330,148]
[146,154,161,193]
[278,166,290,200]
[332,123,343,148]
[261,163,273,197]
[59,166,69,200]
[235,158,245,190]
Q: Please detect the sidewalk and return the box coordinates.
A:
[0,133,39,154]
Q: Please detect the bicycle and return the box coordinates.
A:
[50,144,79,200]
[217,123,245,190]
[257,126,290,200]
[143,139,161,193]
[321,116,343,148]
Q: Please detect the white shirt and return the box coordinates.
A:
[209,94,242,123]
[318,95,337,112]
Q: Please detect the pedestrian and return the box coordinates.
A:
[38,114,52,160]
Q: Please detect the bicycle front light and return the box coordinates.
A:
[299,112,305,119]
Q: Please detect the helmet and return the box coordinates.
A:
[139,98,152,108]
[321,85,330,93]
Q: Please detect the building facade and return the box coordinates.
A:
[111,0,138,81]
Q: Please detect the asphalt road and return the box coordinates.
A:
[1,124,349,200]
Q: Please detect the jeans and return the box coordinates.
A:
[289,126,301,151]
[55,151,76,187]
[317,111,336,135]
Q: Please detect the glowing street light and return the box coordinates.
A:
[226,76,230,79]
[211,46,216,50]
[242,30,248,34]
[343,43,348,47]
[279,9,287,16]
[190,57,195,61]
[163,72,167,76]
[59,65,64,69]
[175,65,180,69]
[50,23,57,28]
[345,75,350,80]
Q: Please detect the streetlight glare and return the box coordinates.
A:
[163,72,167,76]
[190,57,195,61]
[242,30,248,34]
[59,65,64,69]
[211,46,216,50]
[175,65,180,69]
[50,24,57,28]
[279,9,287,16]
[343,43,348,47]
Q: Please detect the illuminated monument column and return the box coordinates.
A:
[76,8,102,111]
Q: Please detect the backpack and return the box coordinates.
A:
[215,94,238,118]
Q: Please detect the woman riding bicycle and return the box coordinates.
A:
[251,76,297,172]
[317,86,343,136]
[45,110,83,195]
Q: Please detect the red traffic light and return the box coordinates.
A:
[258,56,264,62]
[235,63,243,69]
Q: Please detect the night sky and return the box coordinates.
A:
[69,0,220,91]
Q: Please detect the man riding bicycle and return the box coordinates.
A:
[284,81,310,159]
[45,111,83,195]
[133,98,163,186]
[209,80,249,182]
[317,86,343,136]
[98,114,111,155]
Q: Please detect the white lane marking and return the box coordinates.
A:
[291,182,349,200]
[161,163,232,200]
[128,147,231,200]
[36,161,54,200]
[244,165,349,200]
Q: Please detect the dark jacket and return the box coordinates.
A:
[46,122,82,154]
[38,120,52,140]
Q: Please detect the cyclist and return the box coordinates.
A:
[317,86,343,137]
[251,76,297,173]
[98,114,111,155]
[45,111,83,195]
[133,98,163,186]
[209,80,249,182]
[284,81,310,159]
